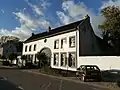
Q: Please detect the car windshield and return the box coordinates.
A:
[86,66,99,71]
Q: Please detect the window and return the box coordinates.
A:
[30,55,33,63]
[61,38,67,48]
[60,53,67,66]
[33,44,36,51]
[28,55,30,61]
[26,55,29,60]
[54,40,59,49]
[29,45,32,51]
[34,54,37,63]
[86,66,99,71]
[68,52,76,67]
[53,53,59,66]
[25,46,27,52]
[69,36,75,47]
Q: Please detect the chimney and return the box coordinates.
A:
[85,14,90,22]
[47,26,51,32]
[32,33,34,36]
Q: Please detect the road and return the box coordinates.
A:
[0,67,111,90]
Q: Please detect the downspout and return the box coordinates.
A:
[76,20,84,70]
[75,29,78,71]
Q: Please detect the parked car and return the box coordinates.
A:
[76,65,102,82]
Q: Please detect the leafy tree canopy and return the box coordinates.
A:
[99,6,120,55]
[1,55,6,59]
[7,52,17,60]
[36,52,48,66]
[99,6,120,33]
[21,55,27,60]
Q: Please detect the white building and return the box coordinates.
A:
[22,15,120,71]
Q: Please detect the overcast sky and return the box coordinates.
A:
[0,0,119,40]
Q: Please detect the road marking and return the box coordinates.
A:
[92,87,101,90]
[45,82,51,90]
[40,84,45,89]
[0,77,7,80]
[59,80,62,90]
[21,70,112,89]
[16,86,24,90]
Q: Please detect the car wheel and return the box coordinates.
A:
[81,75,86,82]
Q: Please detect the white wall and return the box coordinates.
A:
[78,56,120,71]
[22,30,77,71]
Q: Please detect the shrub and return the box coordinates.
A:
[36,52,49,68]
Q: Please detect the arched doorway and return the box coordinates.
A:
[39,47,52,66]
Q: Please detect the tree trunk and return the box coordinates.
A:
[10,60,12,66]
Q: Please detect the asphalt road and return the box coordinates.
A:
[0,67,111,90]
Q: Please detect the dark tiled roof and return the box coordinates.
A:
[24,19,84,43]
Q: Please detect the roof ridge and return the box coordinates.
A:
[24,18,85,43]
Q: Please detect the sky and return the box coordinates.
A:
[0,0,119,40]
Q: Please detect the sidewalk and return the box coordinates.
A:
[22,69,120,90]
[0,65,18,68]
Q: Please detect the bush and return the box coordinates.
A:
[36,52,49,68]
[2,61,10,66]
[40,67,62,76]
[39,66,76,77]
[7,52,17,64]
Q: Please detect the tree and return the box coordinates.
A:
[7,52,17,64]
[1,55,6,61]
[21,55,27,60]
[1,55,5,59]
[36,52,48,68]
[99,6,120,55]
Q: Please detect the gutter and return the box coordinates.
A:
[24,28,76,44]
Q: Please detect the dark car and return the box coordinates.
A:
[76,65,102,82]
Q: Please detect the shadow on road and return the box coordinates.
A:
[100,70,120,87]
[1,65,120,88]
[0,65,39,70]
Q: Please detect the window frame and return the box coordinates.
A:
[34,54,37,63]
[69,36,75,48]
[33,44,36,51]
[54,39,59,49]
[53,53,59,66]
[30,55,33,62]
[25,45,27,52]
[68,52,76,67]
[29,45,32,51]
[61,38,67,49]
[60,52,67,67]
